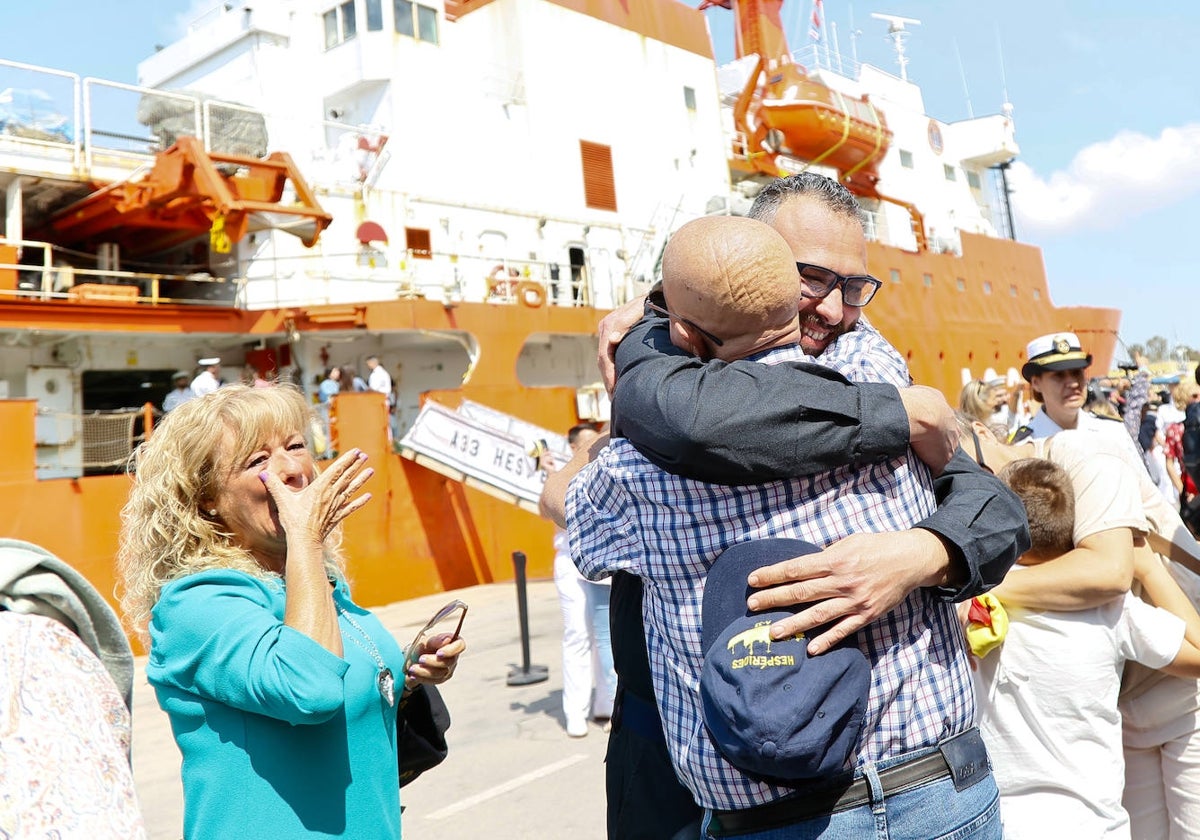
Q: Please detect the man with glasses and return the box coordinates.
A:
[545,189,1028,837]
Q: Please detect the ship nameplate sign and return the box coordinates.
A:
[399,401,551,505]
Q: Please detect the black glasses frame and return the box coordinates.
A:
[645,300,725,347]
[967,427,994,476]
[796,262,883,307]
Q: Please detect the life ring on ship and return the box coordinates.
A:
[516,280,545,308]
[487,265,519,299]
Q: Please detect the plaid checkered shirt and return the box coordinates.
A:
[567,320,975,810]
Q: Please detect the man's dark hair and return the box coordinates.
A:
[567,423,596,445]
[996,458,1075,555]
[747,172,865,226]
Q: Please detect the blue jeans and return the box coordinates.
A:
[701,750,1002,840]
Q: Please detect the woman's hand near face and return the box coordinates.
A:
[261,447,374,545]
[404,633,466,690]
[260,446,373,656]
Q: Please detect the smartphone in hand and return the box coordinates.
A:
[403,599,467,673]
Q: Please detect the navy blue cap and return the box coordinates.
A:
[700,538,870,781]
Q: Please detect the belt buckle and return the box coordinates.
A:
[938,729,989,793]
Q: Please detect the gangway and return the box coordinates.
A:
[397,400,568,515]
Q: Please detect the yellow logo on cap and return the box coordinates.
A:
[1053,337,1071,354]
[725,620,805,669]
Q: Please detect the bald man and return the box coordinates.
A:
[564,213,1002,838]
[656,216,802,362]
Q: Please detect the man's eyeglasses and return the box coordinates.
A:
[967,427,994,476]
[645,300,725,347]
[796,263,883,307]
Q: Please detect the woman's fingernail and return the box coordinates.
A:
[258,471,269,482]
[357,450,368,461]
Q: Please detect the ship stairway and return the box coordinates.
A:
[397,399,569,515]
[628,196,685,284]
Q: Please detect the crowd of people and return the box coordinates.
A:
[537,172,1200,839]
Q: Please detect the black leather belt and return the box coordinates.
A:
[709,729,990,837]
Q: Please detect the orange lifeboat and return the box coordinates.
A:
[708,0,891,195]
[751,62,891,194]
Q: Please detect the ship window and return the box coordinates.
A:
[966,170,981,189]
[1010,284,1018,297]
[366,0,383,30]
[899,149,913,169]
[580,140,618,212]
[323,9,338,48]
[1033,288,1041,300]
[394,0,414,36]
[416,4,438,43]
[684,86,697,111]
[405,227,433,260]
[889,268,901,284]
[983,281,993,294]
[956,277,965,291]
[923,273,933,287]
[943,164,957,181]
[323,3,357,47]
[394,1,438,43]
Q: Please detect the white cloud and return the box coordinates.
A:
[1009,123,1200,235]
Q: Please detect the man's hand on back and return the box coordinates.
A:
[899,385,959,474]
[597,295,648,395]
[744,529,954,654]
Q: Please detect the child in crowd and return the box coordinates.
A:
[976,458,1200,840]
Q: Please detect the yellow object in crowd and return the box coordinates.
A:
[965,593,1009,658]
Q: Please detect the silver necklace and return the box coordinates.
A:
[338,605,395,706]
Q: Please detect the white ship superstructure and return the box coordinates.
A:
[137,0,732,310]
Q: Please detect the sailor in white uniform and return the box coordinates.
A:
[190,357,222,397]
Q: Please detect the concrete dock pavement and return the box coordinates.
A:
[132,579,612,839]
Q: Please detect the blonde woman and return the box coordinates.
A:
[119,385,464,839]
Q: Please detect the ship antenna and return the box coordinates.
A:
[848,5,863,70]
[997,27,1014,117]
[954,38,974,118]
[870,12,921,81]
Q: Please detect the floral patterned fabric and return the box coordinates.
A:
[0,611,146,838]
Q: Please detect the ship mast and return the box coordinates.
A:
[870,12,921,81]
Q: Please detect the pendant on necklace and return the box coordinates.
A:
[378,667,395,707]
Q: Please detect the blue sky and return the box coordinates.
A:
[4,0,1198,354]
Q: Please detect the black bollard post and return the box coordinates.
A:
[506,550,549,686]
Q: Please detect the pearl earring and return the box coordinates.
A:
[208,509,218,516]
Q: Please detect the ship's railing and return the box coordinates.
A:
[239,246,604,310]
[0,57,378,183]
[0,238,240,306]
[0,58,83,170]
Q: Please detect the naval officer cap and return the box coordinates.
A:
[1021,332,1092,382]
[198,357,221,367]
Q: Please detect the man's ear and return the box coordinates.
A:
[669,320,711,360]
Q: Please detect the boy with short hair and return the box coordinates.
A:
[977,458,1200,839]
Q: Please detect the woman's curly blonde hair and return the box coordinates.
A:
[118,384,344,636]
